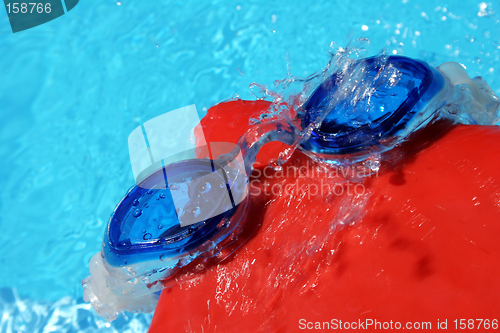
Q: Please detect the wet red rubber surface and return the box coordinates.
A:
[150,100,500,332]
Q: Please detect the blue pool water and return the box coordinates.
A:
[0,0,498,332]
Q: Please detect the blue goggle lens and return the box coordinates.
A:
[104,158,242,267]
[301,56,446,155]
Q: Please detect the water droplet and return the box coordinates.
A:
[159,193,166,199]
[194,207,201,217]
[217,219,229,229]
[199,182,212,194]
[132,199,140,206]
[364,159,380,173]
[143,233,152,240]
[158,224,164,229]
[133,209,142,218]
[147,189,153,195]
[169,183,180,190]
[219,183,225,188]
[269,159,282,171]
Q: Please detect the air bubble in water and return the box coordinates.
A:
[143,233,152,240]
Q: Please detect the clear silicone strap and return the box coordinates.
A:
[438,62,500,125]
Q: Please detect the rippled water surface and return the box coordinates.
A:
[0,0,498,331]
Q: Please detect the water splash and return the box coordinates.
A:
[237,38,389,172]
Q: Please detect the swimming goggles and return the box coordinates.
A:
[82,55,499,321]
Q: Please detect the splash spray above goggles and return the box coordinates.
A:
[82,56,499,321]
